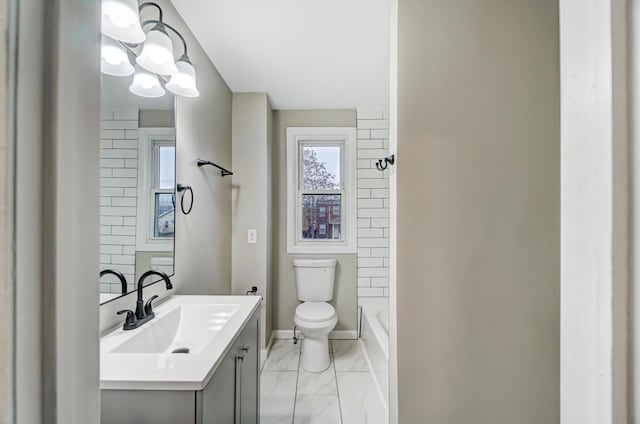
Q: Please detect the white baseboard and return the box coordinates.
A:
[266,331,275,353]
[271,329,358,340]
[261,332,276,370]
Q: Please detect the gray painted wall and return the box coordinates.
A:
[0,0,11,420]
[13,0,46,421]
[396,0,560,422]
[271,110,358,332]
[266,101,273,343]
[139,109,175,128]
[231,93,272,348]
[100,0,233,332]
[8,1,102,421]
[41,0,102,422]
[170,0,233,297]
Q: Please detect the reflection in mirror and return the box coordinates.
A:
[99,74,175,304]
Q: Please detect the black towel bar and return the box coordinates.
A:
[196,159,233,177]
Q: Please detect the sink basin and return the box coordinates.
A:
[111,304,239,354]
[100,295,261,391]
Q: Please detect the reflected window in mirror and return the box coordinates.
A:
[139,133,175,245]
[99,74,176,305]
[154,143,175,239]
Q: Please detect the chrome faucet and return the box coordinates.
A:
[117,270,173,331]
[100,269,128,295]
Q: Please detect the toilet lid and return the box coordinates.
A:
[295,302,336,323]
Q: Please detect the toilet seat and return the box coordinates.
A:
[295,302,336,323]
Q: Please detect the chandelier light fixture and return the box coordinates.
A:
[129,65,166,98]
[100,1,200,98]
[101,35,135,76]
[102,0,146,44]
[166,57,199,98]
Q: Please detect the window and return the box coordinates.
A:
[331,224,341,239]
[287,127,356,253]
[151,142,175,239]
[137,128,176,251]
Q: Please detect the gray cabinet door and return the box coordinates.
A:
[200,308,260,424]
[200,346,236,424]
[240,314,259,424]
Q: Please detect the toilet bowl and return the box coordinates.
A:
[292,258,338,372]
[294,301,337,372]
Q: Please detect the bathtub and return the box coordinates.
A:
[359,298,389,412]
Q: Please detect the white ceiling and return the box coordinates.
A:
[170,0,390,110]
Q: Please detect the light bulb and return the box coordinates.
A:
[101,35,134,76]
[166,59,199,97]
[172,74,193,88]
[137,74,155,89]
[129,65,165,98]
[103,3,136,29]
[145,45,172,65]
[101,0,145,44]
[102,44,126,65]
[136,25,178,75]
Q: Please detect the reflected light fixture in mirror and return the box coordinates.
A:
[101,36,135,76]
[130,65,166,98]
[136,23,179,76]
[102,0,146,44]
[100,0,199,98]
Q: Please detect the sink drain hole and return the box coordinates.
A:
[171,347,190,354]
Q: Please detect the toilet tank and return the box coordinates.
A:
[293,259,337,301]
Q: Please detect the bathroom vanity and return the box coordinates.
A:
[100,295,261,424]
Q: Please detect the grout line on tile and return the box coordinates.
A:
[332,349,345,424]
[291,340,301,423]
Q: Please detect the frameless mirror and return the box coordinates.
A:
[99,73,176,304]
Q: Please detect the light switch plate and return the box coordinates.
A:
[248,229,257,244]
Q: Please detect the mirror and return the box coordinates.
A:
[99,73,176,304]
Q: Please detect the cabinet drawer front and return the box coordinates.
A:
[102,390,196,424]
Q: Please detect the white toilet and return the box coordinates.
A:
[293,258,338,372]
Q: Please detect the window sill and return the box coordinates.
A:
[287,243,357,255]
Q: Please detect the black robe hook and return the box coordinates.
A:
[375,154,395,171]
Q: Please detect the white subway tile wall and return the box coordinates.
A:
[356,108,389,299]
[99,109,139,295]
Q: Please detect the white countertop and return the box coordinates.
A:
[100,295,261,391]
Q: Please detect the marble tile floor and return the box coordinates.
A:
[261,339,387,424]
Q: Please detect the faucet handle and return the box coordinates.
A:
[144,295,160,315]
[117,309,137,330]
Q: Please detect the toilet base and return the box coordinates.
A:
[300,336,330,372]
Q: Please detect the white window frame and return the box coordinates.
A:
[286,127,357,254]
[136,127,176,252]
